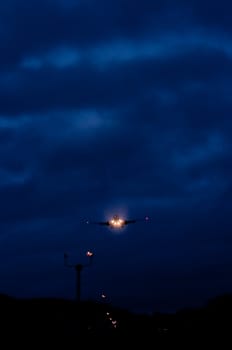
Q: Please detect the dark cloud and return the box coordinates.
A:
[0,45,231,117]
[0,0,231,312]
[0,0,183,65]
[0,0,231,69]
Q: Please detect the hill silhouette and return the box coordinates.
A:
[0,293,231,345]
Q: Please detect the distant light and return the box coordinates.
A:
[86,251,93,257]
[101,294,106,299]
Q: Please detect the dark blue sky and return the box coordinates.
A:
[0,0,231,313]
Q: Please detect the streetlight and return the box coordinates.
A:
[64,250,94,303]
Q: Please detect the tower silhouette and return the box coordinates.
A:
[64,250,94,302]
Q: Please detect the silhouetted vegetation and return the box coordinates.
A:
[0,293,232,345]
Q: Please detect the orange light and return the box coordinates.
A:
[109,217,125,228]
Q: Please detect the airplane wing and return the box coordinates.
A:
[124,219,137,225]
[125,216,150,225]
[96,221,110,226]
[85,220,110,226]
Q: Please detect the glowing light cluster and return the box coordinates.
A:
[105,311,118,329]
[109,217,125,228]
[100,292,118,329]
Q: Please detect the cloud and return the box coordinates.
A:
[0,43,231,118]
[0,0,231,70]
[0,0,231,311]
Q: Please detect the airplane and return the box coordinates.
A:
[85,214,150,229]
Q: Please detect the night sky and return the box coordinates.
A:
[0,0,231,314]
